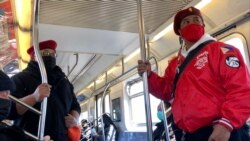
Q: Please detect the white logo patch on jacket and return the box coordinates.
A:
[194,51,208,69]
[226,56,240,68]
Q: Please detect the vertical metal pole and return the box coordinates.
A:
[136,1,153,141]
[100,83,111,141]
[32,0,49,140]
[161,101,171,141]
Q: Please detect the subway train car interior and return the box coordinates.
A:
[0,0,249,141]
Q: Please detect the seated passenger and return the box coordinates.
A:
[100,113,119,141]
[0,70,51,141]
[153,102,182,141]
[153,102,171,141]
[80,119,90,141]
[90,122,100,140]
[81,119,100,141]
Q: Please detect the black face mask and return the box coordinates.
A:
[0,98,11,121]
[42,56,56,70]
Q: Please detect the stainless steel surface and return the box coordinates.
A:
[161,101,171,141]
[100,83,111,141]
[67,53,78,77]
[137,0,153,141]
[40,0,193,34]
[38,0,194,94]
[9,95,41,115]
[33,0,48,140]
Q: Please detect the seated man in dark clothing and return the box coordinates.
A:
[0,70,51,141]
[0,70,27,141]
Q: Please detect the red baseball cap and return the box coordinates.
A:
[173,7,203,35]
[27,40,57,56]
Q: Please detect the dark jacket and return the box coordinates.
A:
[9,61,81,141]
[153,115,183,141]
[153,121,165,141]
[0,123,27,141]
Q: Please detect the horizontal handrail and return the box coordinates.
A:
[9,95,41,115]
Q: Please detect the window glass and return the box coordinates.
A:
[79,111,88,123]
[0,1,19,75]
[127,79,161,126]
[130,94,161,124]
[97,94,110,118]
[129,81,143,96]
[97,97,101,118]
[88,97,96,122]
[105,94,110,114]
[225,38,247,63]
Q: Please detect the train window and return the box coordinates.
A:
[88,97,97,122]
[105,94,111,114]
[79,111,88,123]
[127,79,161,126]
[220,33,250,67]
[128,81,143,96]
[112,98,121,122]
[97,97,101,117]
[79,97,96,123]
[97,94,110,118]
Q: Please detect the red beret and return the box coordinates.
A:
[173,7,203,35]
[27,40,57,56]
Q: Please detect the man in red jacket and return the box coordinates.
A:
[138,7,250,141]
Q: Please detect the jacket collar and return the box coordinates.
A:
[181,33,216,57]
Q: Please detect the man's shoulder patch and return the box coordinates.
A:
[226,56,240,68]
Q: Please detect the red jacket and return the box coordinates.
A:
[148,41,250,132]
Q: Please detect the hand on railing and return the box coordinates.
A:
[138,60,151,77]
[32,83,51,102]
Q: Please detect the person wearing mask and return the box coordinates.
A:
[153,102,169,141]
[153,102,182,141]
[0,70,52,141]
[9,40,81,141]
[138,7,250,141]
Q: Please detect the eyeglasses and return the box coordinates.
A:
[40,49,57,57]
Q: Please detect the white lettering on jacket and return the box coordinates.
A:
[194,51,208,69]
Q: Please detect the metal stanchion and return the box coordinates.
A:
[100,83,111,141]
[161,101,171,141]
[136,1,153,141]
[32,0,49,140]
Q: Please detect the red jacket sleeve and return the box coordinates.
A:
[216,44,250,129]
[148,57,178,101]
